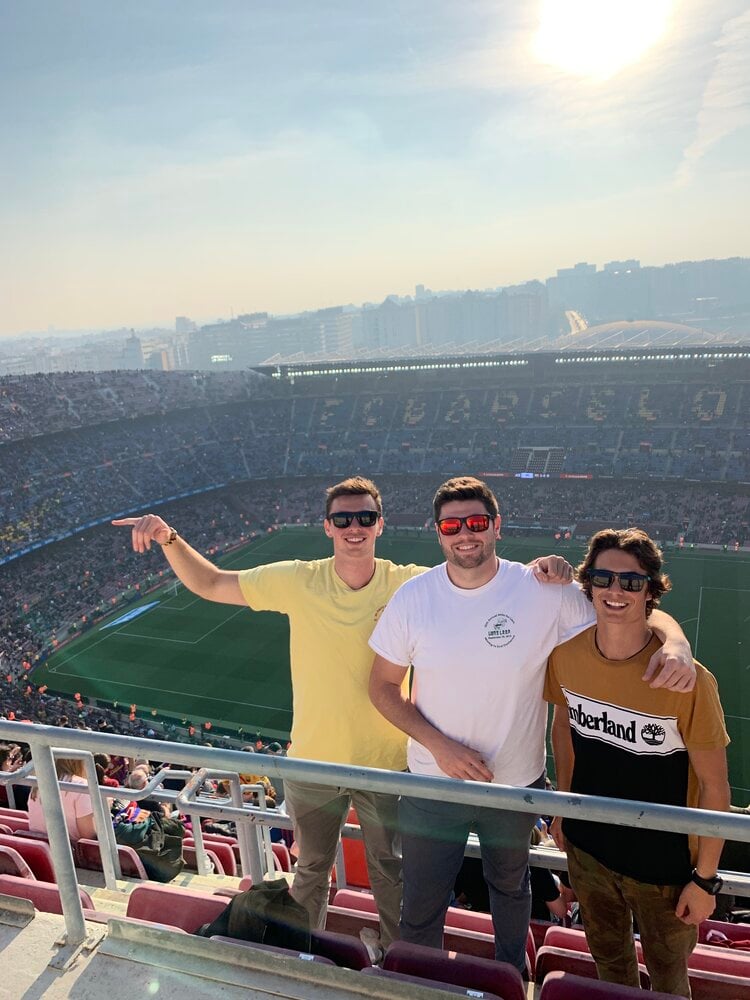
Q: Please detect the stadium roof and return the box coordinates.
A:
[259,318,747,369]
[554,319,740,351]
[255,344,750,380]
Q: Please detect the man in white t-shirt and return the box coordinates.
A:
[368,476,695,973]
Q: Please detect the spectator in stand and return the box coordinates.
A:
[27,757,95,841]
[94,753,119,788]
[546,528,730,996]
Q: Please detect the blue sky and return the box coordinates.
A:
[1,1,748,335]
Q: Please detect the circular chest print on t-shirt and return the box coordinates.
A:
[484,612,515,648]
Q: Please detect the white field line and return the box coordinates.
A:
[120,606,247,645]
[42,670,293,715]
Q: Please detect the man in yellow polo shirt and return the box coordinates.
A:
[114,477,421,944]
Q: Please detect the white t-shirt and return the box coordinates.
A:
[369,560,595,786]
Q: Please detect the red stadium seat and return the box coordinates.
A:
[0,833,55,882]
[0,807,30,820]
[539,971,679,1000]
[125,882,229,933]
[183,844,225,876]
[699,918,750,948]
[383,941,526,1000]
[209,936,334,964]
[0,874,93,914]
[0,824,13,836]
[362,966,502,997]
[544,923,750,988]
[331,889,377,913]
[338,807,370,889]
[686,944,750,980]
[0,815,30,834]
[686,969,750,1000]
[310,929,372,970]
[184,838,237,876]
[272,841,292,872]
[75,838,148,880]
[332,888,535,975]
[535,945,613,985]
[0,845,35,879]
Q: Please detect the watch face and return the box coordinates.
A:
[693,871,723,895]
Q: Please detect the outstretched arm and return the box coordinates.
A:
[112,514,246,606]
[369,655,494,782]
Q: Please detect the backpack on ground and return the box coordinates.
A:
[197,877,311,952]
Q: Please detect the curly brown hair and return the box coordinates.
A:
[576,527,671,617]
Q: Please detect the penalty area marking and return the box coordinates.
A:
[119,605,247,645]
[48,604,247,672]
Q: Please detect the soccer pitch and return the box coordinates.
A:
[39,528,750,802]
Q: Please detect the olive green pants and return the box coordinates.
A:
[567,841,697,997]
[284,779,401,947]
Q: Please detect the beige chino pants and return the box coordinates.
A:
[284,779,401,946]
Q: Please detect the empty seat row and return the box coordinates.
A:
[2,872,749,1000]
[538,925,750,1000]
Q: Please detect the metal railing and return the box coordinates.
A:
[1,720,749,949]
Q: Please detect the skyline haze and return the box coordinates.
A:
[2,1,749,337]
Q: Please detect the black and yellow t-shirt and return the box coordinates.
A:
[544,627,728,885]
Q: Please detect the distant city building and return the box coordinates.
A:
[2,255,747,376]
[175,315,197,334]
[121,332,144,369]
[603,260,641,273]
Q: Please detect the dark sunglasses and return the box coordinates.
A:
[587,569,651,593]
[328,510,380,529]
[436,513,494,536]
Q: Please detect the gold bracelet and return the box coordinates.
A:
[161,528,178,546]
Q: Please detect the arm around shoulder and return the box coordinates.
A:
[644,609,695,691]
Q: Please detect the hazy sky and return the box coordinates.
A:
[1,1,748,335]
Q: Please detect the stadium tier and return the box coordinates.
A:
[1,348,749,561]
[1,350,748,764]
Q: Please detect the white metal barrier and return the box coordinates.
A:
[1,720,748,951]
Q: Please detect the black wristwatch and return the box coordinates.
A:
[690,869,724,895]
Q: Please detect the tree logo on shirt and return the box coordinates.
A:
[484,613,515,648]
[641,723,666,746]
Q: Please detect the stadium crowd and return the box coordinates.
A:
[1,365,747,558]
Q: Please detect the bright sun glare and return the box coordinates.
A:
[533,0,674,81]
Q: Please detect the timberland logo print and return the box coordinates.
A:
[641,724,666,746]
[562,688,684,756]
[484,613,515,648]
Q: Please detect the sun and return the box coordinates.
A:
[533,0,674,81]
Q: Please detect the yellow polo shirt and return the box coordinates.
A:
[238,557,425,769]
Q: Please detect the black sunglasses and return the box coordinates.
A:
[436,513,494,536]
[587,569,651,593]
[328,510,380,529]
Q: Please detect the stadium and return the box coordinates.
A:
[1,340,749,996]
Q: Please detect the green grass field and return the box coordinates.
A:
[38,528,750,801]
